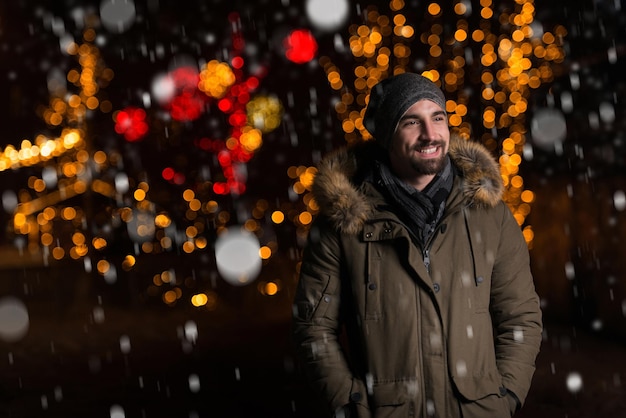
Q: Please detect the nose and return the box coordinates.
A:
[418,120,436,140]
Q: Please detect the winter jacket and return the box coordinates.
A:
[292,137,542,418]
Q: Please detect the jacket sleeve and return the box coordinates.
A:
[490,202,543,406]
[292,218,356,413]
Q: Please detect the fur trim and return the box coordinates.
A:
[448,136,504,208]
[311,145,375,235]
[312,136,504,234]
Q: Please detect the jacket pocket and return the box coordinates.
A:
[365,256,381,320]
[294,264,337,321]
[453,373,503,401]
[370,381,413,418]
[457,383,510,418]
[471,274,491,314]
[348,378,372,418]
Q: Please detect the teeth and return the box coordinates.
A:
[419,147,437,154]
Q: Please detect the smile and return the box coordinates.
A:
[417,146,439,155]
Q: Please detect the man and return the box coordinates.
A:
[292,73,542,417]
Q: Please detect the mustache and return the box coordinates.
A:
[411,140,445,151]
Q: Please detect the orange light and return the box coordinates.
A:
[264,282,279,296]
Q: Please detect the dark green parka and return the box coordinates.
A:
[292,137,542,418]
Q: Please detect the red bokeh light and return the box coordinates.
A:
[218,98,233,113]
[115,107,149,141]
[229,111,247,127]
[167,66,206,121]
[169,94,205,122]
[246,77,259,90]
[231,56,244,69]
[284,29,318,64]
[151,13,269,196]
[162,167,175,181]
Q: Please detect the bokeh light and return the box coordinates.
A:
[151,73,177,105]
[109,404,125,418]
[284,29,318,64]
[305,0,349,32]
[0,1,623,416]
[114,107,149,141]
[566,372,583,393]
[531,108,567,152]
[215,227,261,286]
[100,0,136,34]
[0,297,29,342]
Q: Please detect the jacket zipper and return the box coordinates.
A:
[422,222,446,274]
[423,248,431,274]
[370,207,455,275]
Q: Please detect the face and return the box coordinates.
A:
[388,99,450,190]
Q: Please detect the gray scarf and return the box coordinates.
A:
[375,156,454,246]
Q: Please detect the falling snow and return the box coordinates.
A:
[0,0,625,417]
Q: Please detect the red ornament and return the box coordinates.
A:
[115,107,149,141]
[284,29,318,64]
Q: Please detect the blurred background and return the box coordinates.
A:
[0,0,624,417]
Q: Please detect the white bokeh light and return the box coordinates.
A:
[184,320,198,344]
[566,371,583,393]
[119,335,131,354]
[110,404,125,418]
[0,296,29,342]
[114,173,129,194]
[215,227,261,286]
[189,373,201,393]
[2,190,18,213]
[104,264,118,284]
[305,0,350,32]
[100,0,136,34]
[599,102,615,123]
[42,166,58,189]
[151,73,177,105]
[455,360,468,377]
[531,108,567,152]
[614,190,626,211]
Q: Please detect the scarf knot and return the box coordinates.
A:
[375,156,454,246]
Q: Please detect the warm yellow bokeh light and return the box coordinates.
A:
[191,293,208,307]
[264,282,279,296]
[97,259,110,274]
[271,211,285,224]
[259,246,272,260]
[299,211,313,225]
[428,3,441,15]
[134,189,146,201]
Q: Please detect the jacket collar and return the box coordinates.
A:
[311,135,504,235]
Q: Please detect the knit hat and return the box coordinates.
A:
[363,73,447,150]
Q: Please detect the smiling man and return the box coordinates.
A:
[389,99,450,190]
[292,73,542,417]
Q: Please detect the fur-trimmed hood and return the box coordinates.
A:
[311,136,504,234]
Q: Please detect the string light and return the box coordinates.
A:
[316,1,566,246]
[4,4,569,307]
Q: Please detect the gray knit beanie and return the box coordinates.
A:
[363,73,447,150]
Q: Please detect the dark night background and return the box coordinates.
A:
[0,0,625,417]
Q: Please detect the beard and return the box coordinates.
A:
[408,141,448,175]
